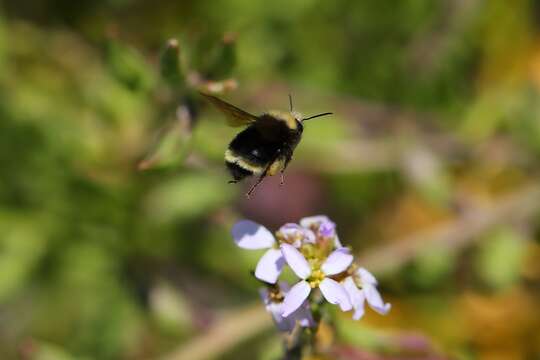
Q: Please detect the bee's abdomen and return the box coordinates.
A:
[225,147,265,172]
[225,160,254,181]
[224,125,286,181]
[229,127,278,164]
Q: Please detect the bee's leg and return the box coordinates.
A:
[246,161,275,198]
[246,173,267,198]
[228,180,239,184]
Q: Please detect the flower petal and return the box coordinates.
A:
[333,235,343,248]
[255,248,285,284]
[364,284,391,315]
[321,248,353,276]
[278,223,315,247]
[282,280,311,317]
[343,277,365,320]
[271,303,292,332]
[300,215,331,229]
[319,278,352,311]
[319,220,336,238]
[304,231,316,244]
[357,267,378,286]
[232,220,275,249]
[278,223,302,235]
[269,303,292,331]
[278,281,291,294]
[259,288,271,305]
[281,244,311,279]
[258,288,289,331]
[289,301,316,328]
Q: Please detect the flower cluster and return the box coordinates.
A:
[232,215,390,332]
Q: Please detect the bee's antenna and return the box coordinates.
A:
[302,112,333,121]
[288,94,294,112]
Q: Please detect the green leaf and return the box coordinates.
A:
[335,315,388,351]
[150,281,193,335]
[0,216,46,302]
[205,33,237,79]
[159,39,185,88]
[144,173,234,223]
[138,106,192,170]
[105,39,155,92]
[407,244,456,290]
[30,341,80,360]
[475,227,526,290]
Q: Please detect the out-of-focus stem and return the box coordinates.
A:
[162,304,267,360]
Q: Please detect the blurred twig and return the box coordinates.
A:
[357,183,540,272]
[162,304,269,360]
[163,183,540,360]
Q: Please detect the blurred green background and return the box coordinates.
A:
[1,0,540,359]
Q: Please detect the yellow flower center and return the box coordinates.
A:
[308,269,325,288]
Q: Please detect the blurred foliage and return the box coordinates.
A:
[1,0,540,359]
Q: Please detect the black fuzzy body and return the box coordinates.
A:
[225,114,303,181]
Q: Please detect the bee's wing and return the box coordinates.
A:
[200,92,259,127]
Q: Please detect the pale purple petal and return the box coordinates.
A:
[343,277,366,320]
[279,282,314,330]
[232,220,275,249]
[279,223,302,238]
[357,267,378,286]
[259,288,271,305]
[255,248,286,284]
[279,223,300,233]
[270,302,292,331]
[279,281,291,294]
[282,280,311,317]
[259,289,291,331]
[321,248,353,276]
[364,284,391,315]
[259,283,295,332]
[334,235,343,248]
[319,278,352,311]
[278,223,314,247]
[300,215,331,229]
[319,220,336,237]
[288,300,316,328]
[303,230,316,244]
[281,244,311,279]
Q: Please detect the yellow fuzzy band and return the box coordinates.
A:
[266,110,297,130]
[225,149,264,174]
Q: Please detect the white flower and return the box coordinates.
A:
[259,282,315,332]
[280,244,353,317]
[232,220,285,284]
[232,220,315,284]
[342,267,391,320]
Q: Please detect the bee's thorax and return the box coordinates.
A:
[265,110,299,130]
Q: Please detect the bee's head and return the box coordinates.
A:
[288,94,332,131]
[290,111,304,133]
[296,117,304,133]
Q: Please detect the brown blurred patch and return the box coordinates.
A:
[371,193,451,242]
[460,287,539,359]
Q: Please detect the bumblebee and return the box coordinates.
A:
[200,92,332,197]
